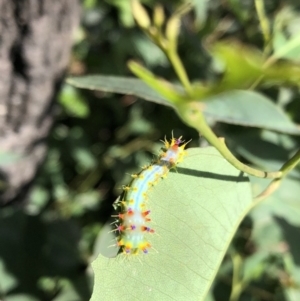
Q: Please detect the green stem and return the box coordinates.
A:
[280,148,300,175]
[252,178,280,206]
[165,48,193,96]
[229,253,245,301]
[252,147,300,206]
[181,105,282,179]
[254,0,271,55]
[147,30,193,96]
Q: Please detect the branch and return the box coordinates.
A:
[252,148,300,206]
[179,103,282,179]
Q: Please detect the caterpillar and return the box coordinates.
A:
[112,136,189,255]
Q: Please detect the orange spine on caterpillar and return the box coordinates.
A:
[112,135,189,256]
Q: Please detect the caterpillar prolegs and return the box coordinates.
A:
[112,136,189,255]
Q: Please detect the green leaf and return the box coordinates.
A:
[59,85,90,118]
[243,251,270,282]
[192,0,209,28]
[72,147,97,171]
[67,76,299,134]
[208,41,300,89]
[202,90,300,135]
[284,287,300,301]
[134,36,168,66]
[0,259,18,294]
[272,8,300,62]
[207,42,263,93]
[90,147,252,301]
[26,186,50,215]
[67,75,173,108]
[106,0,134,27]
[273,32,300,62]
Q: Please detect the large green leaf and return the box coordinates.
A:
[66,76,173,108]
[67,76,300,135]
[201,90,300,135]
[90,147,252,301]
[208,41,300,89]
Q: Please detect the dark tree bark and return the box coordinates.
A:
[0,0,80,205]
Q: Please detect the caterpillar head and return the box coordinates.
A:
[160,136,190,166]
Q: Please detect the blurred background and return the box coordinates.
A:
[1,0,300,300]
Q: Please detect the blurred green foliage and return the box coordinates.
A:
[1,0,300,300]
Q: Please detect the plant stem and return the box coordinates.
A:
[165,48,193,96]
[280,148,300,175]
[254,0,271,55]
[148,29,193,97]
[252,147,300,206]
[229,253,245,301]
[180,104,282,179]
[252,179,280,206]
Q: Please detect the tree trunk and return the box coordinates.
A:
[0,0,80,205]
